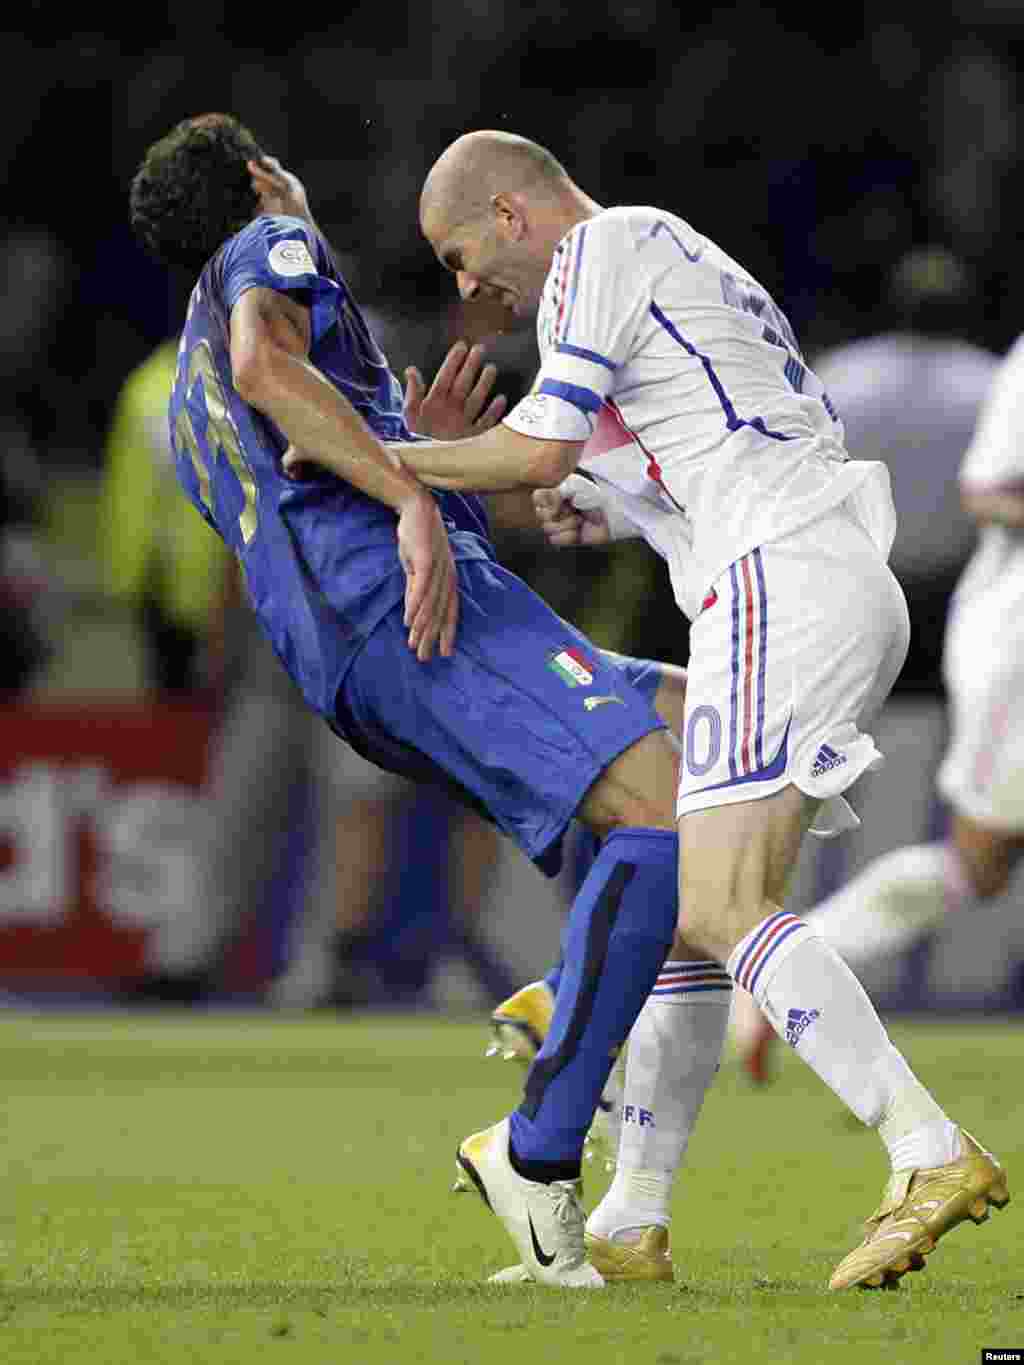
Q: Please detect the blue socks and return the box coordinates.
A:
[537,827,603,1001]
[509,827,679,1178]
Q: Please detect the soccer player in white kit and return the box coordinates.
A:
[771,336,1024,983]
[285,130,1011,1290]
[727,291,1007,1080]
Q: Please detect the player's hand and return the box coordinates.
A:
[248,156,314,226]
[396,491,459,661]
[404,341,507,441]
[533,479,612,548]
[280,444,321,480]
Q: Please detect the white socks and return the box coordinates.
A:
[726,910,955,1172]
[806,841,965,972]
[586,961,731,1241]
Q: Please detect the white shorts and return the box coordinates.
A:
[936,569,1024,831]
[677,505,910,832]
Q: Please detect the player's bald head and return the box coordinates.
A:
[420,131,570,238]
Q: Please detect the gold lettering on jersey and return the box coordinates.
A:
[173,405,213,515]
[174,340,260,544]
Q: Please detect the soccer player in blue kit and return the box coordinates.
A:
[130,114,703,1287]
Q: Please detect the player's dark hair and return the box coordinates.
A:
[130,114,266,272]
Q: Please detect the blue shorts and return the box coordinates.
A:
[335,558,666,875]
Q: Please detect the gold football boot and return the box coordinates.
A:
[829,1130,1009,1290]
[584,1225,674,1283]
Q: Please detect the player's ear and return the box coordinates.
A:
[491,192,525,241]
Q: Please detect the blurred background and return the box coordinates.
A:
[1,3,1022,1015]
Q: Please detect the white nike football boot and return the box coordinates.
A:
[453,1117,604,1288]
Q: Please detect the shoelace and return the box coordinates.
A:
[544,1181,587,1266]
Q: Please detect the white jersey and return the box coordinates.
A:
[954,332,1024,608]
[503,206,896,619]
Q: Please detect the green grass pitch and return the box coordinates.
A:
[0,1011,1019,1364]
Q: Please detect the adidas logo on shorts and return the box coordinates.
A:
[811,743,847,777]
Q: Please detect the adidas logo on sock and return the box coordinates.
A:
[811,743,847,777]
[784,1007,820,1047]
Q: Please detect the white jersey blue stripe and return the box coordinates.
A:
[503,205,897,620]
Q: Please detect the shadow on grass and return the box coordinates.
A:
[0,1278,581,1312]
[0,1274,827,1314]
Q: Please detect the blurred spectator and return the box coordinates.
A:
[811,247,1000,693]
[98,339,233,693]
[0,420,52,697]
[0,232,70,697]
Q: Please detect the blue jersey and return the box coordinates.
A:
[168,215,493,716]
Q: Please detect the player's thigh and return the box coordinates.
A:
[576,727,679,835]
[600,651,688,738]
[678,784,817,955]
[652,665,688,740]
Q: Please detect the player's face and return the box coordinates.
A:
[430,214,546,324]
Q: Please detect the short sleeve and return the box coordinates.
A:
[960,334,1024,492]
[503,214,649,442]
[220,216,341,348]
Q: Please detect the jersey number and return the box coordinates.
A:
[719,271,801,356]
[174,341,259,545]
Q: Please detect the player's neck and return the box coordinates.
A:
[545,186,604,249]
[562,185,603,230]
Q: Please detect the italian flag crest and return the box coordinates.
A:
[547,647,594,688]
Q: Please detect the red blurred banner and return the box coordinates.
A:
[0,700,213,985]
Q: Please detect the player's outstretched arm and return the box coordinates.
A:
[231,286,458,660]
[385,423,582,493]
[286,417,581,493]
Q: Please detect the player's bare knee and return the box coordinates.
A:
[677,892,747,962]
[668,929,703,961]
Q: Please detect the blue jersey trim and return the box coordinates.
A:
[554,342,617,372]
[649,219,704,263]
[538,378,603,414]
[689,716,791,798]
[752,548,768,770]
[727,561,741,781]
[649,301,795,443]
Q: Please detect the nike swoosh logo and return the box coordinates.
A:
[528,1212,556,1267]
